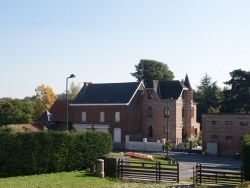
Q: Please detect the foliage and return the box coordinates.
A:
[58,81,81,100]
[165,141,175,150]
[131,59,174,87]
[33,84,58,117]
[0,99,35,126]
[241,135,250,181]
[193,73,222,123]
[221,69,250,113]
[0,129,112,177]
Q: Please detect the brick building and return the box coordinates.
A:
[45,75,200,146]
[70,75,199,144]
[142,76,200,144]
[202,113,250,157]
[71,81,144,143]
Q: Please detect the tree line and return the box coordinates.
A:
[0,59,249,126]
[0,82,81,126]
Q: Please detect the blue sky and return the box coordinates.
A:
[1,0,250,99]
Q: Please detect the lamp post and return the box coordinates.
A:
[66,74,75,131]
[164,105,170,159]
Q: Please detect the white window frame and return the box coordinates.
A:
[100,111,105,122]
[115,112,120,123]
[81,111,86,122]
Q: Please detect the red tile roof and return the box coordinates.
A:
[8,124,41,132]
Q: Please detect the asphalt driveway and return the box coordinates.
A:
[167,151,242,181]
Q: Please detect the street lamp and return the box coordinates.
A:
[164,105,170,159]
[66,74,75,131]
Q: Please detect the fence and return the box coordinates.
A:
[117,159,179,183]
[194,163,244,186]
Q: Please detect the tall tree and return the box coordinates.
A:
[221,69,250,113]
[0,99,35,126]
[33,85,57,117]
[58,82,81,100]
[131,59,174,86]
[194,73,222,123]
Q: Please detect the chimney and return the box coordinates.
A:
[84,82,89,88]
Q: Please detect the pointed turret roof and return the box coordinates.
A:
[184,74,192,90]
[38,110,56,122]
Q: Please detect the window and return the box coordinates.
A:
[211,135,219,140]
[226,121,233,125]
[226,136,233,141]
[100,111,105,122]
[115,112,120,122]
[212,121,219,125]
[191,107,194,118]
[148,90,153,99]
[81,112,86,122]
[164,106,169,118]
[240,121,248,126]
[148,106,153,117]
[148,126,153,137]
[164,126,168,133]
[182,106,184,118]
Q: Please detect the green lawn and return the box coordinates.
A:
[0,152,204,188]
[0,171,174,188]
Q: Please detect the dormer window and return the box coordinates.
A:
[148,90,153,99]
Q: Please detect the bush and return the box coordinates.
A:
[242,135,250,181]
[0,129,112,177]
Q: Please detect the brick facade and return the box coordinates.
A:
[142,85,200,145]
[202,114,250,157]
[71,91,143,143]
[48,78,200,145]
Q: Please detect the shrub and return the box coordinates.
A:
[242,135,250,181]
[0,129,112,177]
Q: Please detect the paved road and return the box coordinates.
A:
[167,151,242,180]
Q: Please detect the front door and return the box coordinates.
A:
[114,128,121,143]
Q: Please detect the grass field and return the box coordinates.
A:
[0,171,178,188]
[0,152,212,187]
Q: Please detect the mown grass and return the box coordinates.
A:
[0,171,179,188]
[0,152,224,188]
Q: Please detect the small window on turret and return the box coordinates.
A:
[148,90,153,99]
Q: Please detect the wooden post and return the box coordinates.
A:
[158,162,161,182]
[177,162,179,183]
[199,164,201,184]
[215,172,217,184]
[155,162,158,182]
[120,159,123,179]
[193,166,195,185]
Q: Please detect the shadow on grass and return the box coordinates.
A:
[73,171,126,183]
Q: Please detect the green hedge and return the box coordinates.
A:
[242,135,250,181]
[0,128,112,177]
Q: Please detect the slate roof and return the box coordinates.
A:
[184,74,192,90]
[72,82,143,105]
[156,80,187,100]
[8,124,41,132]
[38,110,56,122]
